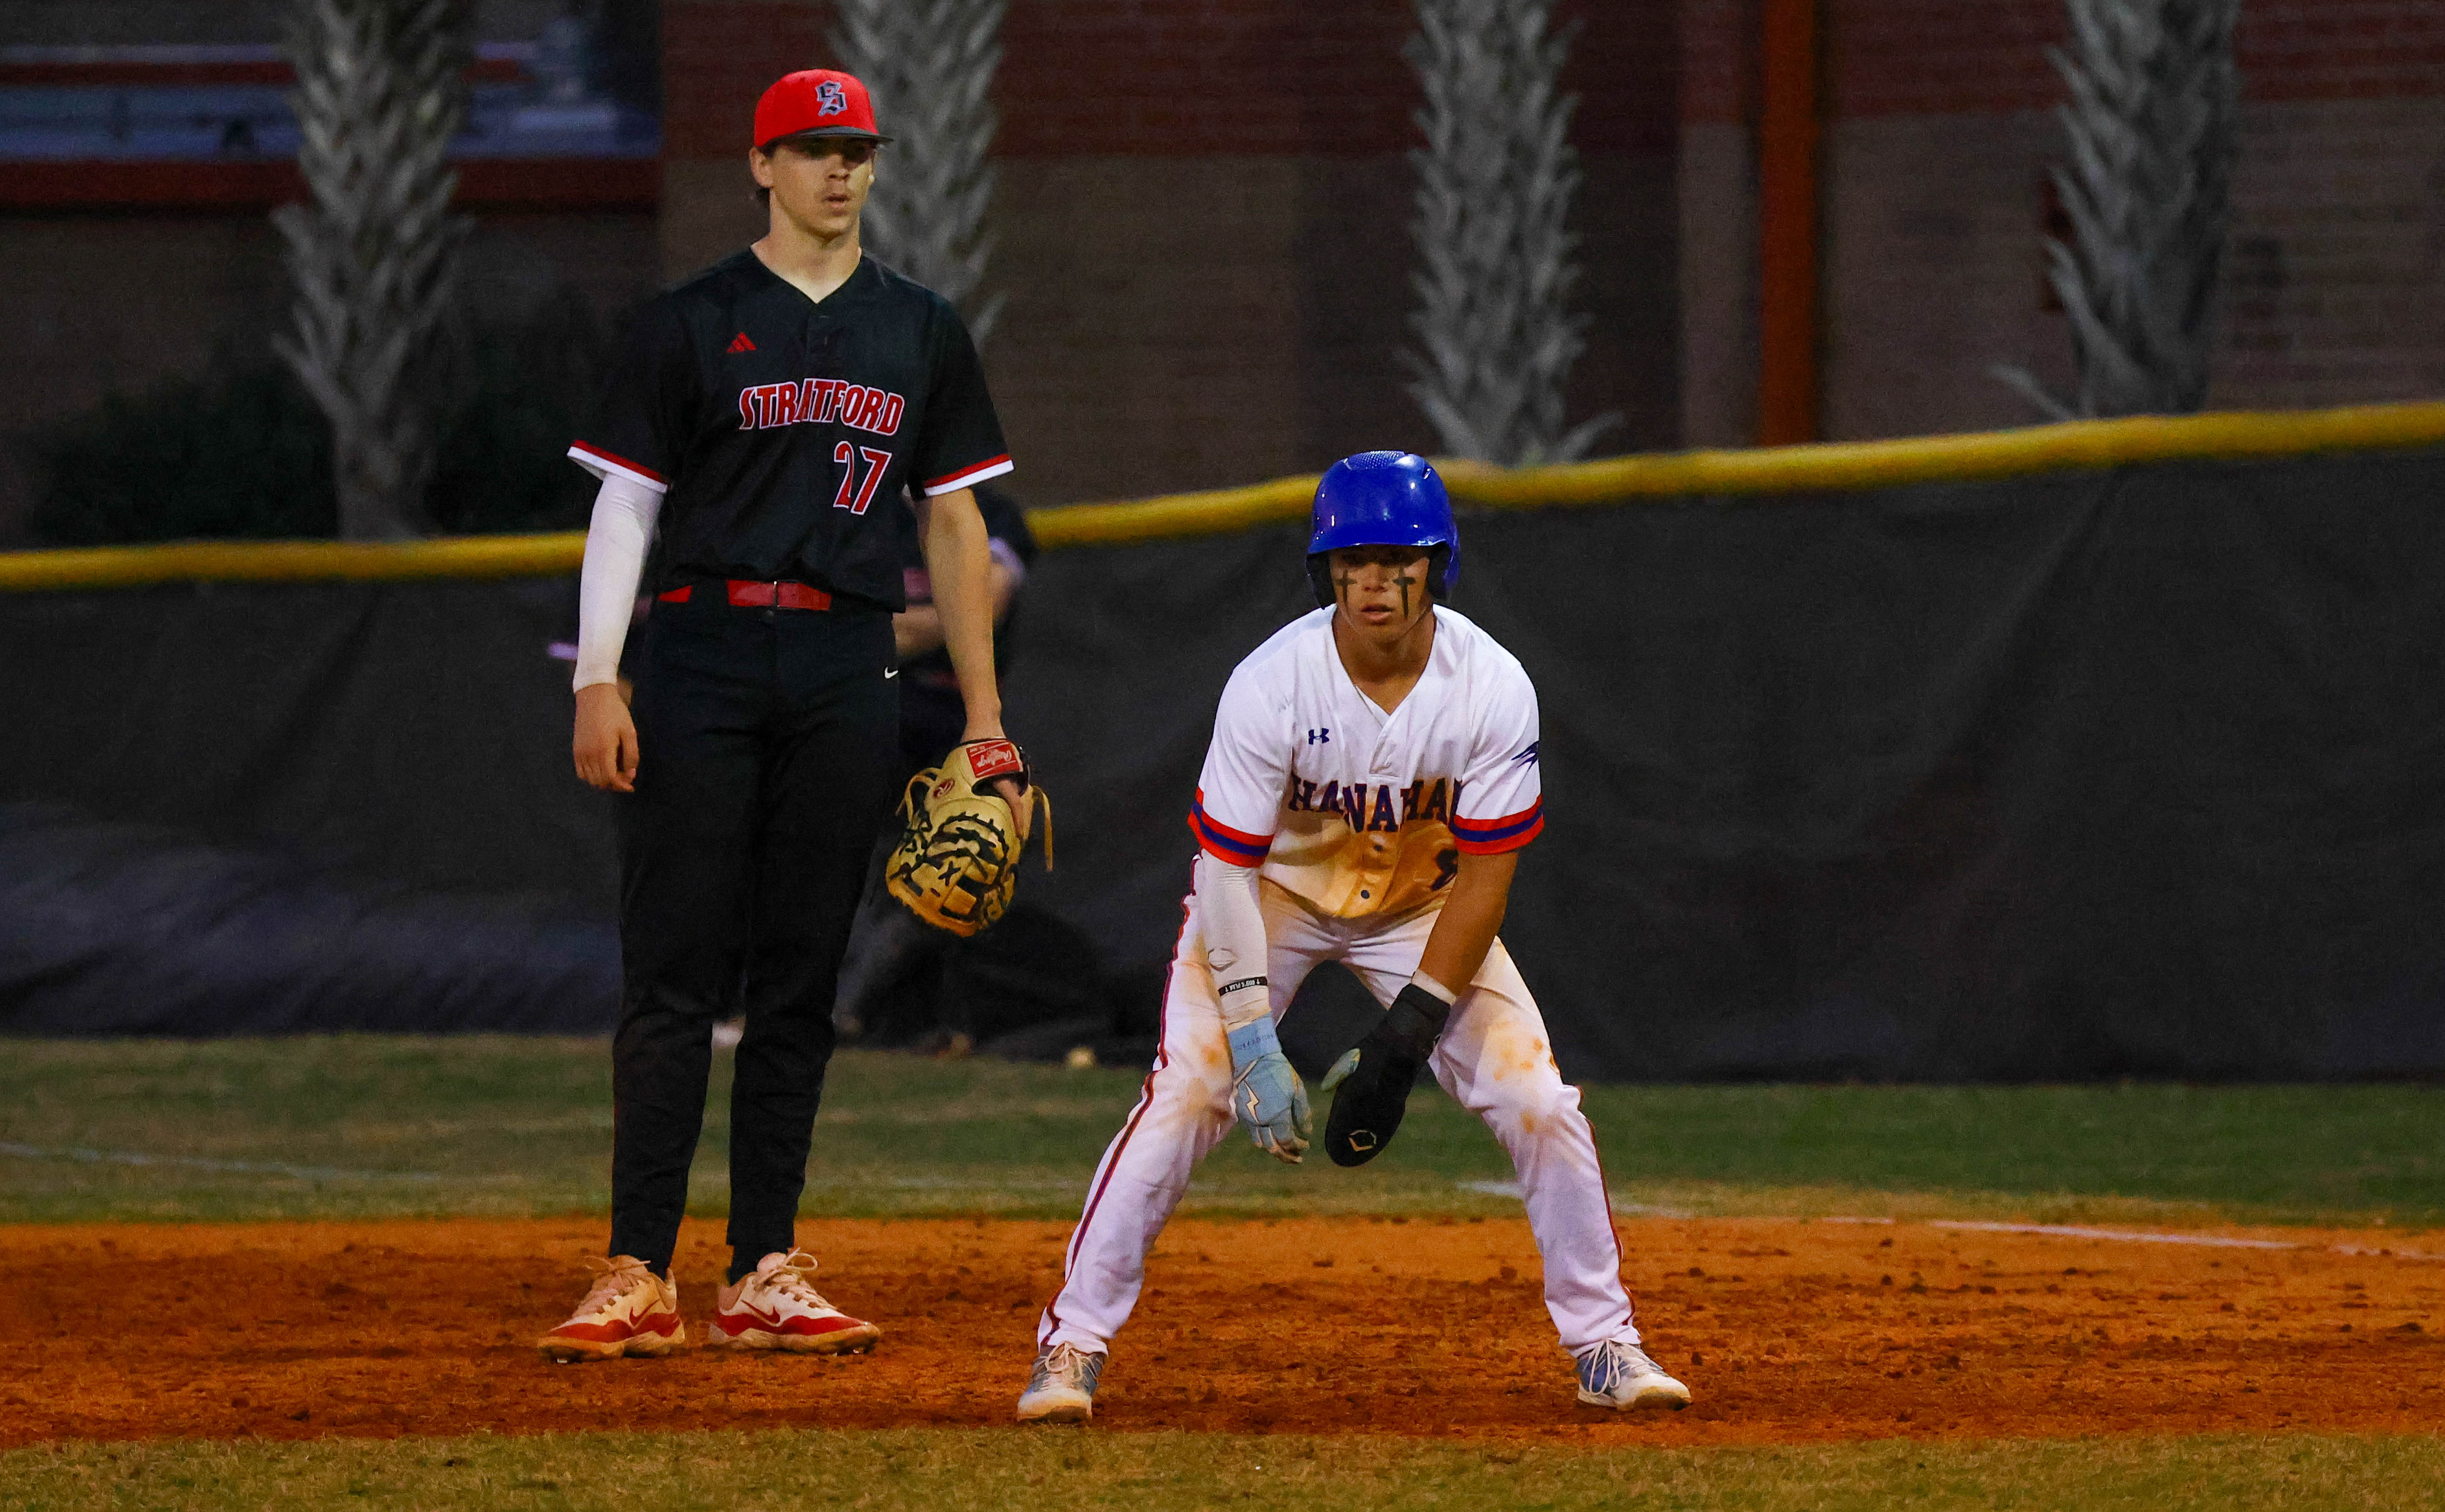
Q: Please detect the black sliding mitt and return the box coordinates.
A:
[1320,983,1451,1167]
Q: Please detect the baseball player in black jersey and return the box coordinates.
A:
[540,68,1026,1363]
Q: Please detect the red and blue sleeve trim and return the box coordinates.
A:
[1188,791,1273,866]
[1451,799,1544,855]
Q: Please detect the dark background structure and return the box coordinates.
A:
[5,1,2442,536]
[6,445,2440,1080]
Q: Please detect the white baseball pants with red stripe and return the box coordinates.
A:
[1036,881,1641,1357]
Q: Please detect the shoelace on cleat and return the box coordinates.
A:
[1584,1340,1661,1390]
[572,1256,657,1319]
[1032,1343,1100,1393]
[759,1251,840,1313]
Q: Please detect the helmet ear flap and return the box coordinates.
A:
[1306,554,1335,611]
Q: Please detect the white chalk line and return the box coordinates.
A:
[1827,1213,2445,1260]
[1937,1219,2295,1250]
[1461,1182,2445,1262]
[5,1143,2427,1262]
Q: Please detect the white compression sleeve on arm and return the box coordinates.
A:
[1195,849,1273,1033]
[572,471,663,691]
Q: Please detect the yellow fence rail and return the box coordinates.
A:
[5,398,2442,592]
[1034,398,2445,548]
[0,533,586,594]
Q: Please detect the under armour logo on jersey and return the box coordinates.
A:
[1511,740,1540,766]
[727,331,756,354]
[815,80,848,115]
[1306,728,1331,745]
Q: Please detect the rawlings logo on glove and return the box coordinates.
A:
[963,737,1027,783]
[885,739,1052,937]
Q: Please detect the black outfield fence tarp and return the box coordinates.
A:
[3,446,2441,1079]
[0,803,618,1036]
[0,575,623,1035]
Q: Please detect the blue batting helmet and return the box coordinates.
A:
[1304,451,1459,609]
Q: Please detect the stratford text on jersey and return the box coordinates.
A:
[738,379,906,435]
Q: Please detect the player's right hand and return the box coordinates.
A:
[1224,1020,1310,1164]
[573,681,640,793]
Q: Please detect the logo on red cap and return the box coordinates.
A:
[754,69,891,149]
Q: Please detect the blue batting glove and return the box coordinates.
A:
[1225,1019,1311,1165]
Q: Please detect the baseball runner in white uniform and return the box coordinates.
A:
[1016,451,1691,1423]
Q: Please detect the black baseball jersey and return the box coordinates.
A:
[569,251,1012,610]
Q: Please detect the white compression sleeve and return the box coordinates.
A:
[572,471,663,691]
[1195,849,1273,1033]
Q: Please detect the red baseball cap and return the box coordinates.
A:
[754,69,891,149]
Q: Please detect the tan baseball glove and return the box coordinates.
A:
[885,738,1053,937]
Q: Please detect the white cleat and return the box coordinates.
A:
[1575,1338,1692,1410]
[707,1250,881,1354]
[1016,1342,1105,1424]
[536,1255,686,1363]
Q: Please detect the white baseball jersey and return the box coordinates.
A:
[1041,604,1652,1362]
[1187,606,1544,919]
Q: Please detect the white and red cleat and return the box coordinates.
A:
[536,1255,686,1363]
[708,1249,882,1354]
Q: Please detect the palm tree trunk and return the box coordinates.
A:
[830,0,1008,346]
[1406,0,1614,465]
[272,0,474,539]
[1995,0,2240,419]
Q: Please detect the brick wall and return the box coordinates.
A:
[0,213,658,542]
[658,0,1679,505]
[2243,2,2445,101]
[994,0,1421,157]
[1815,0,2445,439]
[1678,0,1759,445]
[2217,95,2445,409]
[0,1,572,48]
[1681,0,1757,125]
[22,0,2429,542]
[661,0,826,158]
[1825,0,2062,118]
[662,0,1671,160]
[0,0,663,543]
[1828,0,2445,116]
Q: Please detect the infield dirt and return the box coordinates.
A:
[3,1216,2438,1447]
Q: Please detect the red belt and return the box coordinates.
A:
[658,580,834,610]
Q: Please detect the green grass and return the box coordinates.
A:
[5,1430,2444,1512]
[0,1037,2435,1227]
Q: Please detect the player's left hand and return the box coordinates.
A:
[1319,983,1451,1167]
[991,777,1030,843]
[1225,1020,1310,1164]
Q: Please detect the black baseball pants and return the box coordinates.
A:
[607,588,902,1276]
